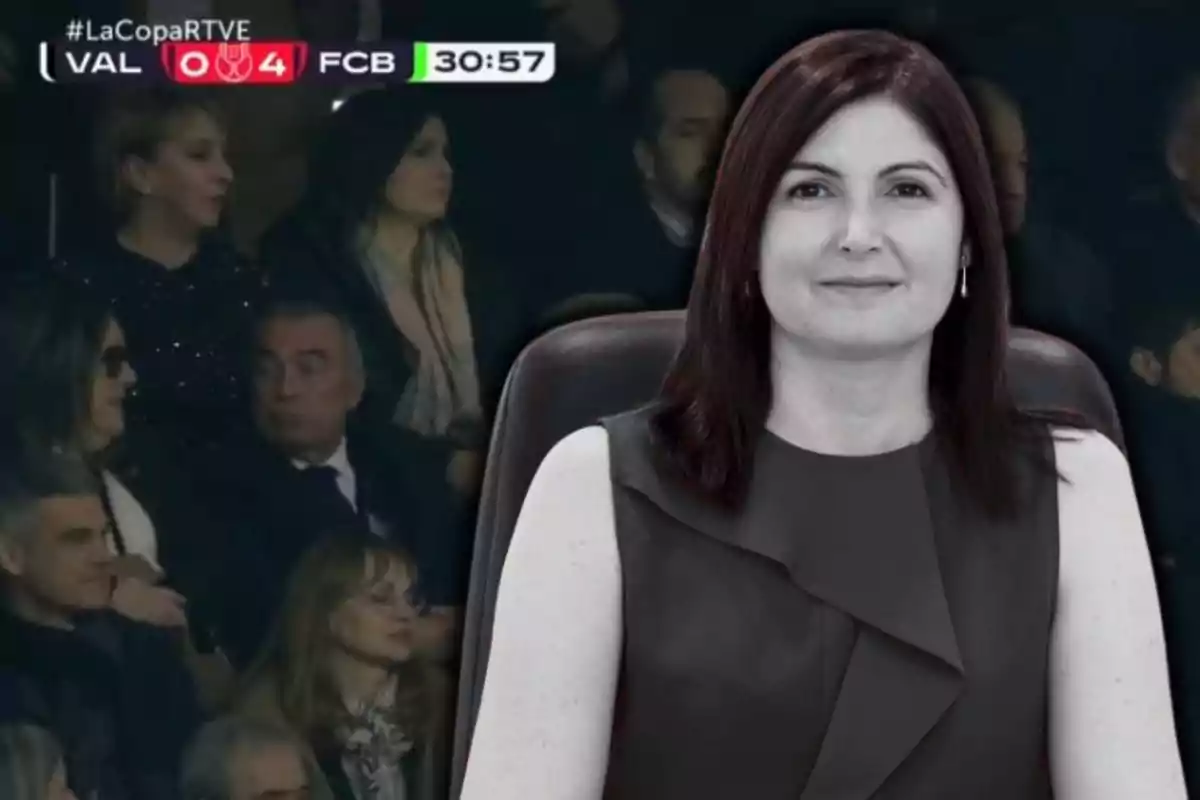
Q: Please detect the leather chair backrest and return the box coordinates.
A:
[449,310,1123,794]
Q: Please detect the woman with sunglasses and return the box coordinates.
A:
[0,271,236,708]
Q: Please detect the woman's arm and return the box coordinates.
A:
[460,426,623,800]
[1050,429,1188,798]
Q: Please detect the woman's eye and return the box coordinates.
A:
[787,181,829,200]
[888,181,930,198]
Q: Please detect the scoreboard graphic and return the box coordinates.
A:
[38,41,557,85]
[161,42,308,85]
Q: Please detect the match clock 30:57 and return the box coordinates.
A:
[412,42,555,83]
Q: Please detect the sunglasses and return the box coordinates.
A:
[99,345,130,379]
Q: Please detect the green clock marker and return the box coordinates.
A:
[410,41,428,83]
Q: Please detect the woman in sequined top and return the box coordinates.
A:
[63,87,261,453]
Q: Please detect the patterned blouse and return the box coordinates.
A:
[337,681,418,800]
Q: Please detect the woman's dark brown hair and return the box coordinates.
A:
[652,29,1035,517]
[0,272,112,456]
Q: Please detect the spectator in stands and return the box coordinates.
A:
[0,724,75,800]
[1126,305,1200,598]
[965,78,1115,368]
[263,88,527,497]
[536,0,628,95]
[1126,301,1200,777]
[1127,303,1200,566]
[234,536,447,800]
[1130,307,1200,401]
[546,55,731,322]
[181,715,332,800]
[0,272,235,709]
[1166,74,1200,224]
[450,0,637,315]
[628,61,729,292]
[62,87,261,453]
[1116,73,1200,780]
[0,450,201,799]
[205,294,461,667]
[1110,74,1200,607]
[1115,73,1200,356]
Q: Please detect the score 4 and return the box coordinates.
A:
[160,41,308,85]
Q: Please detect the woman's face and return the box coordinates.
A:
[126,108,232,231]
[329,554,418,667]
[758,95,965,360]
[47,760,77,800]
[382,116,453,224]
[86,319,136,452]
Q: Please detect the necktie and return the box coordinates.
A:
[286,466,357,589]
[300,464,341,493]
[299,464,353,512]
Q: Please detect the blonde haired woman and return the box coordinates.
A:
[233,535,448,800]
[68,87,260,451]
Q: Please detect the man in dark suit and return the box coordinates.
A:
[207,295,461,667]
[0,451,201,800]
[622,58,730,307]
[545,54,731,324]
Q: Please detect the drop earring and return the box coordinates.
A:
[959,248,970,298]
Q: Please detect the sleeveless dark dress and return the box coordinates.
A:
[600,407,1059,799]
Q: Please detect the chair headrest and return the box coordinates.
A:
[482,311,1121,469]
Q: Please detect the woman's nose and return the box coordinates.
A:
[214,155,234,183]
[838,202,884,255]
[394,598,419,622]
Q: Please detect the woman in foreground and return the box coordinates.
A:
[461,29,1187,799]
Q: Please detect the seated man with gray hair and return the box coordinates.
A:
[202,292,463,667]
[181,716,331,800]
[0,449,201,799]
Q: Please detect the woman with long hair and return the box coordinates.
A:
[0,272,234,707]
[461,29,1186,798]
[262,87,525,497]
[234,535,447,799]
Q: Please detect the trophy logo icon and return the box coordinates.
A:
[214,42,252,83]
